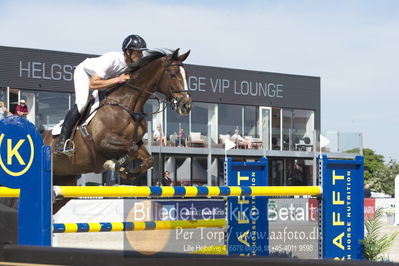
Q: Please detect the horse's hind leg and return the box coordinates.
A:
[53,175,77,214]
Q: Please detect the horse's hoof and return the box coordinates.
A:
[103,160,116,171]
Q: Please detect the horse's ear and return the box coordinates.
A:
[171,48,180,61]
[178,50,190,62]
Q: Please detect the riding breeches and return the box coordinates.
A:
[74,62,91,114]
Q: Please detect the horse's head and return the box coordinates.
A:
[157,49,192,115]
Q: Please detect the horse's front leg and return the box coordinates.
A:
[100,132,139,172]
[111,141,153,178]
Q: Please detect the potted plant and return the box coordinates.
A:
[362,207,398,261]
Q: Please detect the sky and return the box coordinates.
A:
[0,0,398,161]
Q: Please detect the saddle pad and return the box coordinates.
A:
[51,91,100,136]
[51,120,64,136]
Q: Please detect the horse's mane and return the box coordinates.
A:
[125,49,171,74]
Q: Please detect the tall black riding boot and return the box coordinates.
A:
[54,104,81,153]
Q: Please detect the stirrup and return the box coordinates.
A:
[54,139,75,157]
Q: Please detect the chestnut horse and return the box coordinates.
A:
[42,49,192,212]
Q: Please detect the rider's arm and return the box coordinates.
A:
[89,73,129,90]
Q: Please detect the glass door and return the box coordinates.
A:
[269,159,284,185]
[9,88,19,115]
[259,107,272,150]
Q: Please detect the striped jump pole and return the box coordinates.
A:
[1,186,323,198]
[53,219,226,233]
[53,185,322,199]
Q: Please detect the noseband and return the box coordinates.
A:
[156,61,190,110]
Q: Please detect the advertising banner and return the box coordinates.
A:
[364,198,376,221]
[321,155,364,260]
[226,157,268,256]
[152,200,225,221]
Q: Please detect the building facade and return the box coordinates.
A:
[0,46,358,187]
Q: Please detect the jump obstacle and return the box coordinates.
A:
[0,186,322,198]
[0,116,364,260]
[52,219,227,233]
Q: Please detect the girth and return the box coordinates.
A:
[99,100,146,142]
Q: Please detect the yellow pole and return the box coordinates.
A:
[0,187,20,197]
[53,219,227,233]
[250,186,322,196]
[54,186,322,198]
[1,186,322,198]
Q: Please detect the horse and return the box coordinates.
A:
[42,49,192,213]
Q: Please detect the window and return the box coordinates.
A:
[192,157,207,185]
[292,109,314,151]
[282,109,293,150]
[176,157,191,186]
[143,99,156,119]
[270,159,284,185]
[35,91,71,129]
[164,156,176,184]
[190,102,208,135]
[244,106,257,137]
[282,109,314,151]
[210,158,218,186]
[218,104,242,135]
[166,106,189,139]
[272,108,281,150]
[285,158,313,186]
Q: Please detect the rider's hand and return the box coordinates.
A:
[118,73,130,83]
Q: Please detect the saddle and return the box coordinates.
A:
[53,91,104,158]
[67,91,108,159]
[77,92,103,127]
[56,86,146,174]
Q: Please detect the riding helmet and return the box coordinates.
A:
[122,34,147,51]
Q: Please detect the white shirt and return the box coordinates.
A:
[231,133,244,141]
[81,52,127,79]
[153,129,163,139]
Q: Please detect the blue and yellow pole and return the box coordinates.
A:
[53,219,227,233]
[53,186,322,198]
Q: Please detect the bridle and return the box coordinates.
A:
[123,58,190,114]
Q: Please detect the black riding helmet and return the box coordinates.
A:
[122,34,147,51]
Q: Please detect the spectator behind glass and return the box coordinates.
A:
[287,159,305,186]
[0,101,9,119]
[175,128,186,147]
[231,129,251,149]
[153,125,167,146]
[15,99,29,118]
[157,171,173,186]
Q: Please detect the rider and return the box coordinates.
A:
[54,34,147,154]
